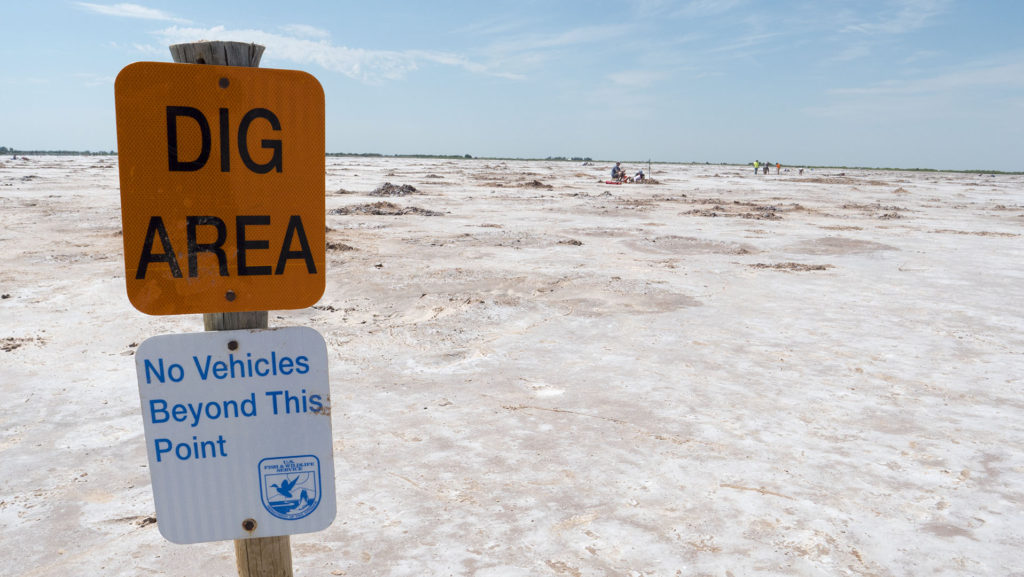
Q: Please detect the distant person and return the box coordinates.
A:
[763,164,769,175]
[633,169,645,182]
[776,162,781,174]
[753,160,760,174]
[611,162,626,181]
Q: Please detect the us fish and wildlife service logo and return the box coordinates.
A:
[259,455,322,520]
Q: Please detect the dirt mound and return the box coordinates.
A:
[327,241,357,251]
[521,179,553,189]
[683,204,782,220]
[2,336,46,352]
[330,201,443,216]
[370,182,419,196]
[750,262,834,272]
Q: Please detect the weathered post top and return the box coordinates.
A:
[170,41,265,67]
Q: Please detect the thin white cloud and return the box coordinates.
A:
[74,73,116,87]
[608,69,666,88]
[809,53,1024,120]
[704,31,785,55]
[131,43,166,56]
[406,50,524,80]
[454,16,530,38]
[829,57,1024,97]
[832,43,872,62]
[154,26,516,83]
[826,0,950,63]
[475,24,631,74]
[843,0,951,35]
[902,50,940,65]
[671,0,744,19]
[280,24,331,39]
[3,76,50,86]
[76,2,190,23]
[490,25,627,53]
[107,40,165,56]
[626,0,675,17]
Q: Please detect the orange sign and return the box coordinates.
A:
[115,62,325,315]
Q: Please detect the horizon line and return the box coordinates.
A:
[1,147,1018,175]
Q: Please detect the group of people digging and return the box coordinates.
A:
[610,162,645,183]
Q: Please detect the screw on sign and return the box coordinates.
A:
[115,60,326,316]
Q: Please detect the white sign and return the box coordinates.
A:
[134,327,336,544]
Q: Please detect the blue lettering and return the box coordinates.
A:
[144,359,166,384]
[172,403,188,423]
[188,403,203,427]
[265,390,283,414]
[153,435,228,462]
[255,358,270,376]
[154,438,172,462]
[213,360,228,379]
[279,356,294,375]
[150,399,169,423]
[144,359,184,383]
[193,355,212,380]
[168,364,184,382]
[241,393,257,416]
[229,354,245,378]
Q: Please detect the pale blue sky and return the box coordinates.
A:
[2,1,1022,170]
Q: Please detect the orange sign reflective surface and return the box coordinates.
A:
[115,62,325,315]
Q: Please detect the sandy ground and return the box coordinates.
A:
[1,155,1022,576]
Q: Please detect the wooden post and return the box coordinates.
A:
[170,40,292,577]
[170,41,264,68]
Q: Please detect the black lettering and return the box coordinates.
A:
[219,108,230,172]
[166,106,210,171]
[275,215,317,274]
[186,216,228,277]
[136,216,182,279]
[236,215,272,276]
[238,108,282,174]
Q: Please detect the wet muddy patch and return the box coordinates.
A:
[625,235,757,255]
[929,229,1018,238]
[788,237,898,255]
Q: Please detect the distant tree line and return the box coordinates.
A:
[545,156,594,162]
[327,152,596,162]
[328,152,474,160]
[1,146,116,156]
